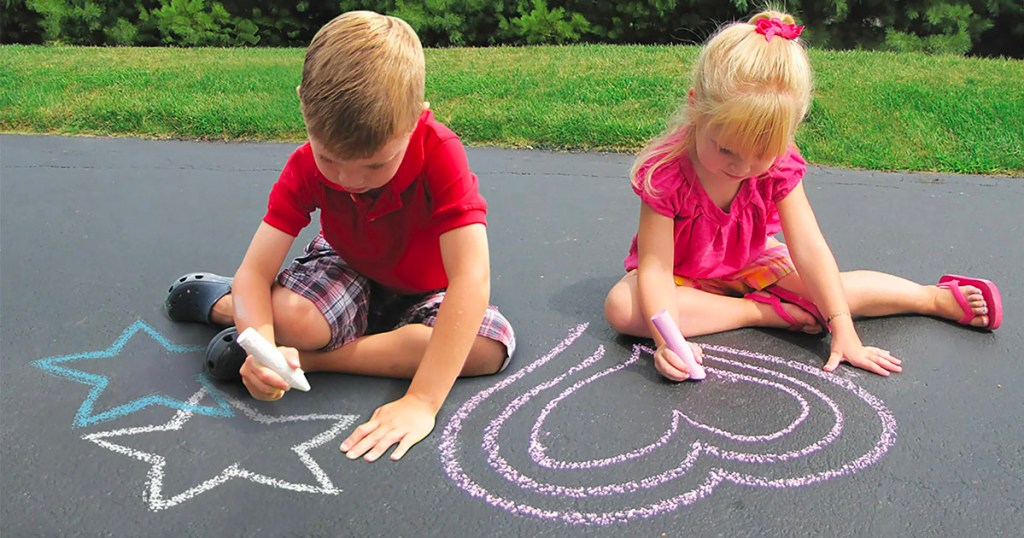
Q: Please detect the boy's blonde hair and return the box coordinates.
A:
[300,11,425,159]
[632,10,813,195]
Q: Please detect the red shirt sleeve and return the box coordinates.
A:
[424,137,487,234]
[263,144,320,237]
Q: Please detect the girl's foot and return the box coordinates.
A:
[934,285,989,328]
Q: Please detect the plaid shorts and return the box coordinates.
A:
[276,235,516,368]
[673,238,796,297]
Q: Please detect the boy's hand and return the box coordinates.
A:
[240,346,300,400]
[653,342,704,382]
[340,395,436,462]
[824,333,902,376]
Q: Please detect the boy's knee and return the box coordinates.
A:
[462,337,507,376]
[270,288,331,350]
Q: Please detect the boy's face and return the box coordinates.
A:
[308,131,412,194]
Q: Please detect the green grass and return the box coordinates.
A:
[1,44,1022,175]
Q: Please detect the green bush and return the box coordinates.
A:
[24,0,137,45]
[498,0,590,45]
[142,0,259,46]
[3,0,1021,57]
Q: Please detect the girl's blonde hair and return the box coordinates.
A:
[632,10,813,196]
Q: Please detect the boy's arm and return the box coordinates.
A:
[232,222,299,397]
[636,202,697,380]
[407,222,491,409]
[777,183,899,376]
[340,223,490,462]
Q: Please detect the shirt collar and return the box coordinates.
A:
[313,108,430,217]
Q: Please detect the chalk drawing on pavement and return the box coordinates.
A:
[440,323,897,526]
[32,319,234,427]
[83,387,359,511]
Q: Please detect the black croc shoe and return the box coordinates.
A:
[204,327,246,382]
[165,273,233,325]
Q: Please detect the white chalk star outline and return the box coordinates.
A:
[83,388,360,511]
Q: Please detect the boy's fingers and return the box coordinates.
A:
[340,420,379,452]
[243,378,283,401]
[344,423,387,459]
[242,369,278,398]
[254,367,290,391]
[390,435,417,461]
[365,430,406,462]
[281,347,302,369]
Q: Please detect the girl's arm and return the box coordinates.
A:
[636,203,700,380]
[777,183,900,376]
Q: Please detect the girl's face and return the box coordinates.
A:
[308,132,411,194]
[691,123,777,183]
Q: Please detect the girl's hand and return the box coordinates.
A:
[824,336,902,376]
[653,342,704,381]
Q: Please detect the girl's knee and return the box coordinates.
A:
[604,285,637,334]
[270,287,331,350]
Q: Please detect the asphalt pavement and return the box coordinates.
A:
[1,134,1021,537]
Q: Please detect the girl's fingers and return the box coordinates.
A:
[656,356,689,381]
[823,352,843,372]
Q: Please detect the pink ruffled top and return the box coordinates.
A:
[623,146,806,279]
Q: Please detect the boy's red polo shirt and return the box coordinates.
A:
[263,110,487,294]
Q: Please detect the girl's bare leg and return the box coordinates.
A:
[604,271,821,338]
[772,270,991,327]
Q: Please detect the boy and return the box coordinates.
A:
[164,11,515,462]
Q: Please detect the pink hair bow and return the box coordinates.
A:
[755,18,804,42]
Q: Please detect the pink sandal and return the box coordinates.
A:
[762,285,829,333]
[937,274,1002,330]
[745,290,824,333]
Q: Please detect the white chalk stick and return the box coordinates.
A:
[236,327,311,392]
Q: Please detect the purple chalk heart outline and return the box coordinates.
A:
[439,324,897,526]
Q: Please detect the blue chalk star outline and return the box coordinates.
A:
[32,319,234,427]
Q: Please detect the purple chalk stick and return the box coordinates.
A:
[651,309,706,380]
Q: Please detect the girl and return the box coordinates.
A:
[603,10,1002,381]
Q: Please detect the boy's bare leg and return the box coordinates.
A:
[208,287,507,376]
[772,270,992,328]
[604,272,821,338]
[298,324,507,377]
